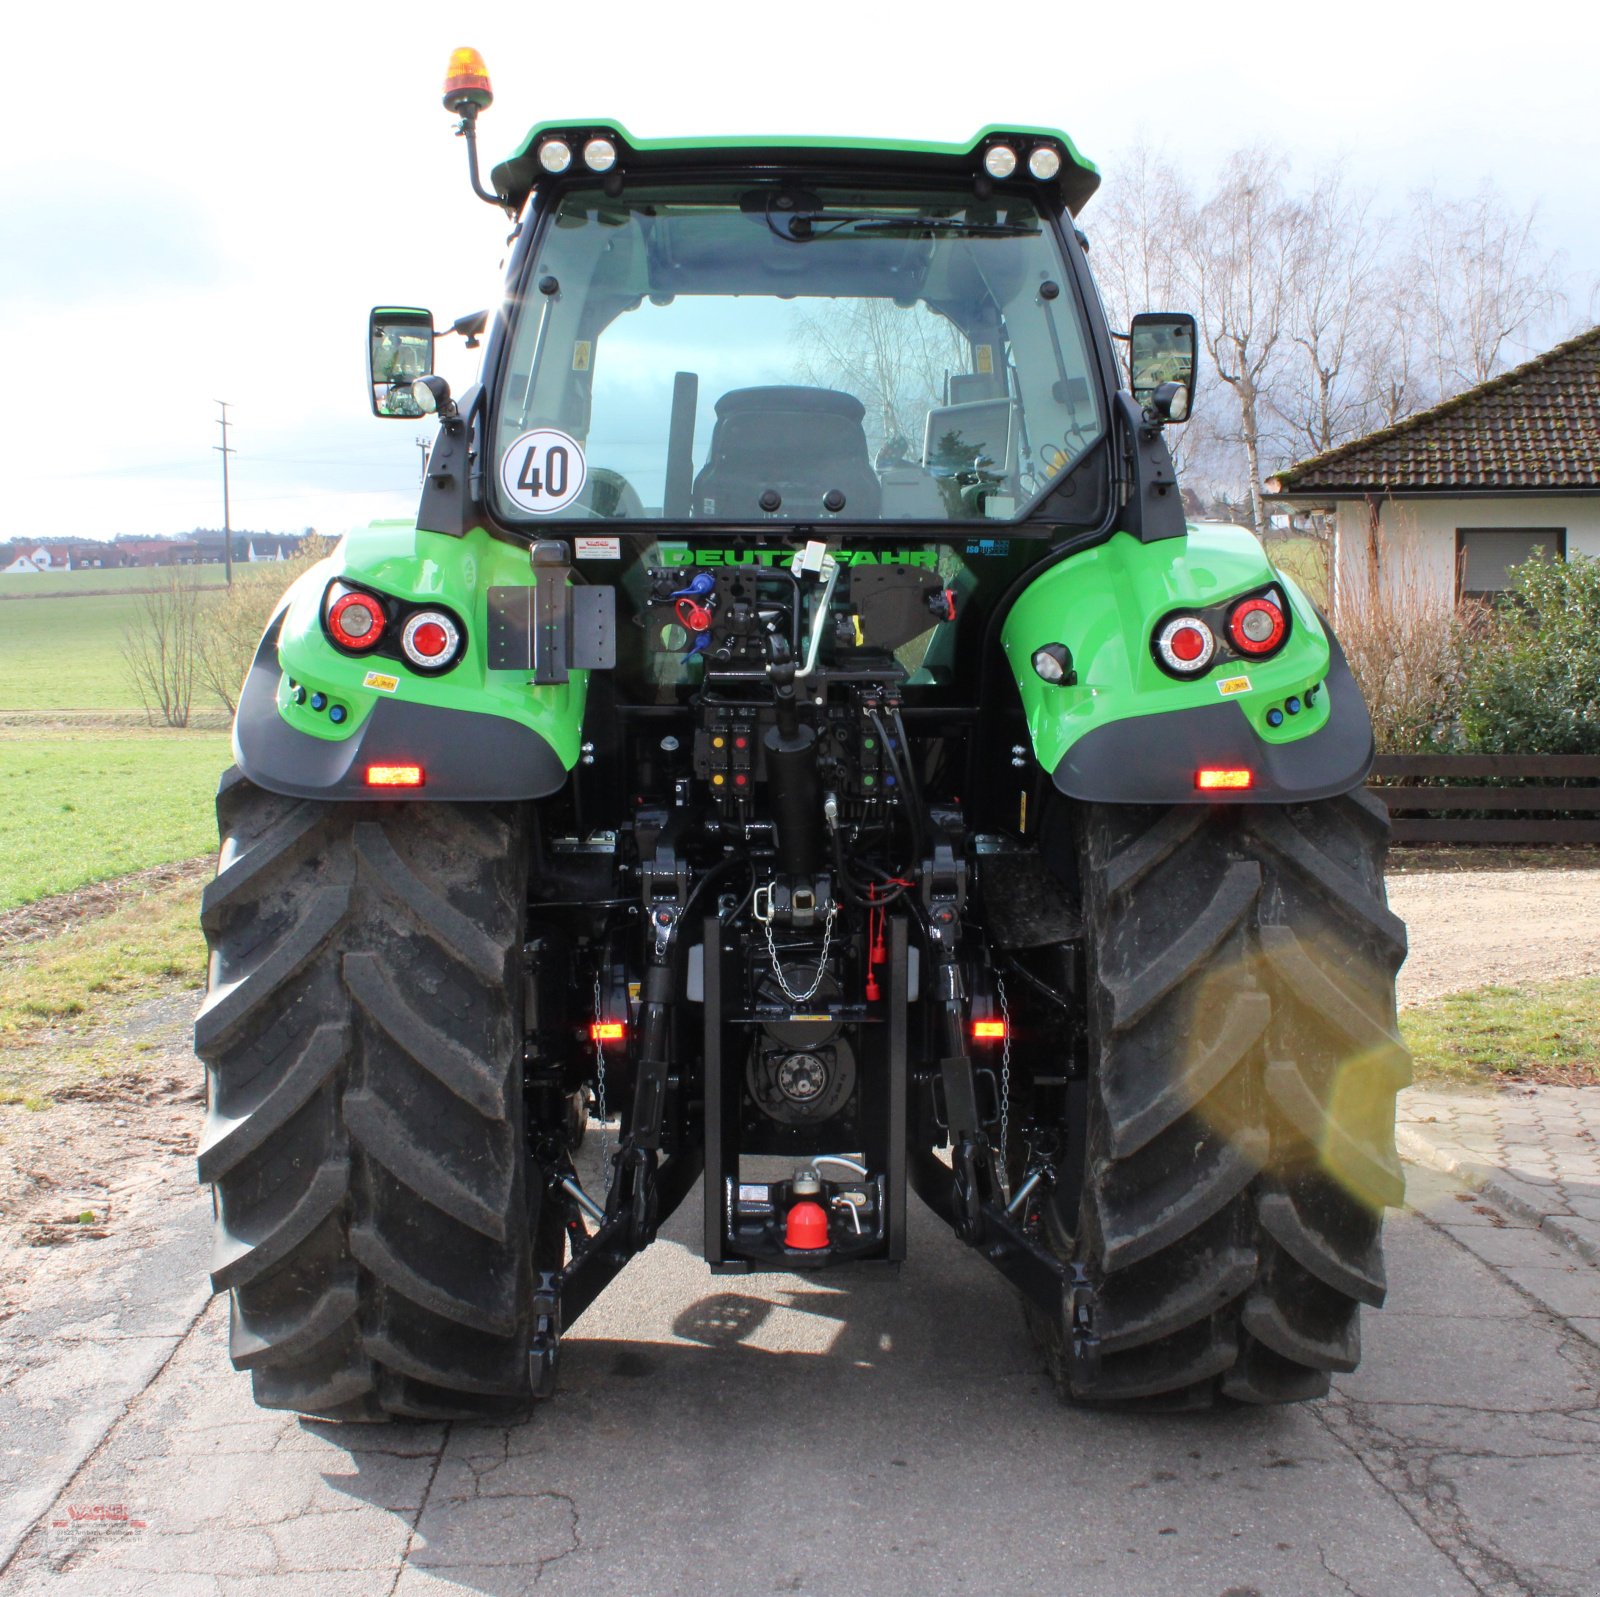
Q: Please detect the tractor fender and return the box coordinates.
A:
[230,524,581,802]
[1001,526,1374,805]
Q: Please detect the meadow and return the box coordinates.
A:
[0,563,229,598]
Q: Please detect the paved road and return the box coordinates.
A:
[4,1150,1599,1597]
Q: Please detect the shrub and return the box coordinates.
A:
[1333,546,1476,753]
[1458,553,1600,755]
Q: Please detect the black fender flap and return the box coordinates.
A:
[233,628,568,802]
[1052,631,1374,805]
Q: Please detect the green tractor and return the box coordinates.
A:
[195,48,1409,1419]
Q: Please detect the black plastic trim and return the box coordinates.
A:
[233,623,568,802]
[1051,629,1374,805]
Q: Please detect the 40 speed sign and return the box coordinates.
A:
[500,428,587,515]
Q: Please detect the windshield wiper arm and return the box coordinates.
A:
[769,208,1037,241]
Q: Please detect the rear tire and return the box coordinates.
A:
[1032,789,1409,1406]
[195,769,537,1420]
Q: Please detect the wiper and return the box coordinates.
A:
[768,207,1036,242]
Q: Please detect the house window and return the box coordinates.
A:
[1456,527,1566,602]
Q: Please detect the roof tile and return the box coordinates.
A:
[1271,326,1600,495]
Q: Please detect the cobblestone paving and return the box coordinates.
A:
[1399,1085,1600,1265]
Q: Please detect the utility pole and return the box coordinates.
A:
[214,400,235,586]
[415,434,432,485]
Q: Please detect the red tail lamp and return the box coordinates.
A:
[784,1200,830,1250]
[590,1021,626,1043]
[1155,615,1215,674]
[401,611,462,670]
[1196,768,1253,791]
[328,590,385,650]
[972,1019,1008,1042]
[365,764,425,788]
[1228,596,1287,655]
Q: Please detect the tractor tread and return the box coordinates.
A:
[196,771,533,1420]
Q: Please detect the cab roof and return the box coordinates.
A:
[490,123,1100,217]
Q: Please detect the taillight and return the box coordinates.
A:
[327,590,386,650]
[401,610,462,670]
[1155,616,1215,674]
[1228,596,1287,655]
[366,764,424,788]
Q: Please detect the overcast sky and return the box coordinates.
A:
[5,0,1594,542]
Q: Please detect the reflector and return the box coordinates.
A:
[972,1019,1007,1040]
[366,764,424,788]
[1196,769,1253,790]
[590,1021,626,1042]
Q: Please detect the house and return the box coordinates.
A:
[1267,326,1600,614]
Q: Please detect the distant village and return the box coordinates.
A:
[1,531,314,575]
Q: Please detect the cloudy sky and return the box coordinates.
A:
[5,0,1593,542]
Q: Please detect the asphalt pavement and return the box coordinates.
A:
[3,1143,1599,1597]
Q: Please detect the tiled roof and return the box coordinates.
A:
[1269,326,1600,496]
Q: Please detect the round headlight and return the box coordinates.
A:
[1028,146,1062,181]
[1031,643,1075,684]
[583,137,617,172]
[538,138,573,174]
[983,144,1018,180]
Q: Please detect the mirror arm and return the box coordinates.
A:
[455,104,512,212]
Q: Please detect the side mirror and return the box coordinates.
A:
[368,307,435,418]
[1129,312,1196,424]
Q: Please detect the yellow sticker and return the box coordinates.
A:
[975,344,994,375]
[363,671,399,693]
[572,340,592,372]
[1217,676,1252,696]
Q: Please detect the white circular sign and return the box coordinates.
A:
[500,428,587,515]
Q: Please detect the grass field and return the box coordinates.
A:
[0,564,229,598]
[0,731,227,908]
[1403,978,1600,1088]
[0,569,297,712]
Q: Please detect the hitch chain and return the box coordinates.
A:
[755,884,839,1004]
[996,971,1012,1181]
[592,972,610,1171]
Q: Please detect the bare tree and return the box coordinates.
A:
[793,299,966,457]
[1184,150,1301,534]
[1272,165,1391,457]
[123,568,203,728]
[196,535,334,713]
[1407,182,1566,395]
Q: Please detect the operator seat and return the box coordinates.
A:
[693,386,882,519]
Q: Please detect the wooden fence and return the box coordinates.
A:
[1368,755,1600,844]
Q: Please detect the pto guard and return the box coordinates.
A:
[1002,526,1375,805]
[231,524,583,802]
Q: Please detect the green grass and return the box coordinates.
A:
[0,731,227,908]
[0,564,228,598]
[0,567,297,711]
[0,879,204,1106]
[1403,978,1600,1087]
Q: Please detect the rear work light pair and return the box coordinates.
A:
[324,584,463,672]
[1154,592,1288,677]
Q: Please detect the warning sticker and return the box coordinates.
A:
[362,671,399,693]
[500,428,587,515]
[575,535,621,559]
[975,344,994,375]
[572,340,592,371]
[1217,675,1252,696]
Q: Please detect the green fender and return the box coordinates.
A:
[231,522,586,801]
[1000,527,1375,804]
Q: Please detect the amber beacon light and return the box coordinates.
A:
[442,48,494,113]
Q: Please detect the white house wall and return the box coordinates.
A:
[1331,495,1600,615]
